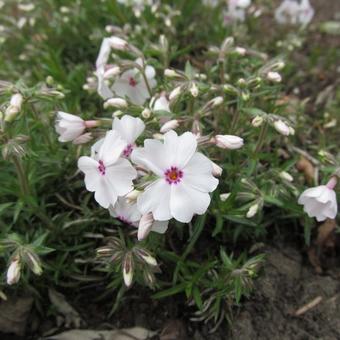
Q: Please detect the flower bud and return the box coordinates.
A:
[5,93,23,122]
[223,84,239,95]
[213,135,244,150]
[160,119,179,133]
[125,190,141,203]
[7,258,21,285]
[235,47,247,56]
[274,120,290,136]
[138,213,154,241]
[267,71,282,83]
[103,66,121,79]
[122,252,134,287]
[104,98,128,109]
[164,69,183,79]
[279,171,293,182]
[25,252,42,276]
[134,248,157,266]
[252,116,264,127]
[220,193,231,202]
[141,108,152,119]
[211,161,223,177]
[246,203,259,218]
[190,82,199,97]
[109,36,129,51]
[169,86,182,101]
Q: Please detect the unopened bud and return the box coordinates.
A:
[104,66,121,79]
[160,119,179,133]
[211,161,223,177]
[274,120,290,136]
[252,116,264,127]
[220,193,231,202]
[141,108,152,119]
[190,82,199,97]
[164,69,183,79]
[5,93,23,122]
[134,248,157,266]
[235,47,247,56]
[7,258,21,285]
[223,84,239,95]
[279,171,293,182]
[109,36,129,51]
[213,135,244,150]
[122,252,134,287]
[25,252,42,276]
[267,71,282,83]
[104,98,128,109]
[246,203,259,218]
[125,190,141,203]
[138,213,154,240]
[169,86,182,101]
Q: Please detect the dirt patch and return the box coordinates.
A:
[231,246,340,340]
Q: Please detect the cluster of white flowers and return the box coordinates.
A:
[202,0,314,26]
[275,0,314,26]
[55,34,250,240]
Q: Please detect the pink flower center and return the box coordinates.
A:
[98,160,106,175]
[129,77,137,87]
[165,166,183,185]
[123,144,134,157]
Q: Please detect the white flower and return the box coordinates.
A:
[224,0,251,24]
[55,112,86,142]
[78,130,137,209]
[111,58,156,105]
[150,94,171,112]
[113,115,145,157]
[7,259,21,285]
[160,120,179,134]
[273,120,291,136]
[275,0,314,25]
[214,135,244,149]
[298,178,338,222]
[109,197,169,239]
[131,130,219,223]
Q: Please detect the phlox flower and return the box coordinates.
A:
[109,197,168,235]
[298,177,338,222]
[55,112,87,143]
[131,130,219,223]
[275,0,314,25]
[91,115,145,158]
[112,58,157,105]
[224,0,251,24]
[78,130,137,208]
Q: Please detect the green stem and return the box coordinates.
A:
[254,122,268,155]
[141,70,152,97]
[12,156,30,197]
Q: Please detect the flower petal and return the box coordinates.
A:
[170,183,211,223]
[98,130,126,165]
[137,179,172,221]
[113,115,145,144]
